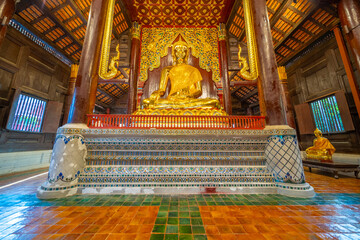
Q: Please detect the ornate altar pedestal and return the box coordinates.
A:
[37,121,314,199]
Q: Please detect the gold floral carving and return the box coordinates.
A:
[140,27,220,82]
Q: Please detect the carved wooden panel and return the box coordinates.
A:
[0,68,14,100]
[25,65,52,93]
[0,38,21,64]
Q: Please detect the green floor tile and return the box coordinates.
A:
[191,218,203,225]
[179,218,190,225]
[165,234,178,240]
[151,234,165,240]
[168,218,179,225]
[169,212,179,217]
[153,225,166,233]
[193,235,207,240]
[192,226,205,234]
[166,225,179,234]
[156,218,167,224]
[179,235,193,240]
[179,225,192,234]
[190,212,200,217]
[179,212,190,217]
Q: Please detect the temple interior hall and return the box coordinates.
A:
[0,0,360,239]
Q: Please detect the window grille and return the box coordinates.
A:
[9,94,47,132]
[310,95,345,133]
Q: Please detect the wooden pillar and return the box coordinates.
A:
[63,64,78,125]
[278,66,296,128]
[218,23,232,114]
[339,0,360,74]
[67,0,108,123]
[252,0,286,125]
[0,0,15,46]
[127,22,141,114]
[333,1,360,116]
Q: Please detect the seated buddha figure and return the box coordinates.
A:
[142,40,221,110]
[306,128,336,162]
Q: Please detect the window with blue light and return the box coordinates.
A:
[310,95,345,133]
[9,94,47,133]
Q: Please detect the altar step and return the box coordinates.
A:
[84,135,267,166]
[78,165,275,189]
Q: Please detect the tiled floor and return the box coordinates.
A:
[0,169,359,240]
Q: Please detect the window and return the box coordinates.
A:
[310,95,345,133]
[8,94,47,132]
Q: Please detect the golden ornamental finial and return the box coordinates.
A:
[277,66,287,81]
[70,64,79,79]
[131,22,141,40]
[218,23,226,41]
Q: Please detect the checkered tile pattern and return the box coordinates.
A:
[265,135,305,184]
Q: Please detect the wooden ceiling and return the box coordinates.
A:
[13,0,340,111]
[131,0,234,26]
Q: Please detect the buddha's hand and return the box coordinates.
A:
[149,90,165,101]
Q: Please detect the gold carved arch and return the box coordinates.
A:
[140,27,221,83]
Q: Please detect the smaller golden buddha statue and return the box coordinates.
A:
[306,128,336,162]
[141,39,221,112]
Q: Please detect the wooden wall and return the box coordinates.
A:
[0,27,70,152]
[286,36,360,153]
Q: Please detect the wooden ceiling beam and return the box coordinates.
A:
[288,5,305,16]
[97,87,116,101]
[119,68,129,79]
[98,79,128,84]
[15,0,33,12]
[226,0,241,29]
[63,15,78,25]
[43,25,57,35]
[275,51,287,59]
[299,26,316,37]
[63,42,76,51]
[67,0,88,24]
[30,15,47,25]
[270,0,293,28]
[280,19,340,65]
[95,100,110,109]
[54,34,68,43]
[275,0,320,50]
[239,88,258,102]
[231,85,242,94]
[13,15,77,63]
[31,0,83,47]
[118,0,132,30]
[50,3,67,13]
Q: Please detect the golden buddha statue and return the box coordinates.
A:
[306,128,336,162]
[142,39,221,111]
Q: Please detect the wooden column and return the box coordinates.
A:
[251,0,286,125]
[339,0,360,74]
[278,66,296,128]
[0,0,15,46]
[127,22,141,114]
[336,2,360,116]
[218,23,232,114]
[67,0,108,124]
[63,64,78,125]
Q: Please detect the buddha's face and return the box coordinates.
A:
[174,45,187,63]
